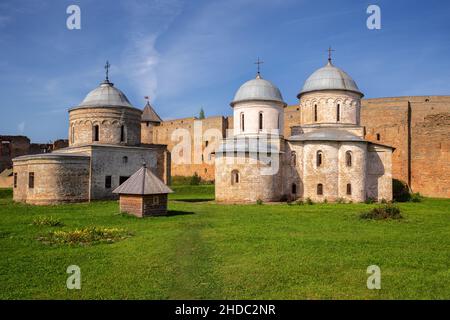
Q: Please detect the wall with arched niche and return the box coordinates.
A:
[299,90,362,126]
[68,107,142,146]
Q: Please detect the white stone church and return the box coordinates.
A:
[215,57,393,203]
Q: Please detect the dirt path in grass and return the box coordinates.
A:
[166,219,221,299]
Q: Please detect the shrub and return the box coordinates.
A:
[410,192,424,203]
[0,188,13,199]
[323,198,328,204]
[336,197,345,204]
[171,176,193,185]
[190,172,201,185]
[305,197,314,205]
[393,179,411,202]
[365,197,376,204]
[360,204,403,220]
[38,227,132,245]
[295,199,304,205]
[256,199,263,205]
[380,198,388,204]
[33,216,64,227]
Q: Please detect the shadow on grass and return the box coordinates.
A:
[166,210,195,217]
[171,198,213,203]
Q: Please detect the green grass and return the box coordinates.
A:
[0,186,449,299]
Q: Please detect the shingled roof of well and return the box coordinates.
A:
[113,165,173,195]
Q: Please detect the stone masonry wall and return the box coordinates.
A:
[12,155,90,205]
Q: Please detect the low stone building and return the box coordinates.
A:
[215,57,394,203]
[12,69,170,205]
[113,164,173,217]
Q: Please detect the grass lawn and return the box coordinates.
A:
[0,186,449,299]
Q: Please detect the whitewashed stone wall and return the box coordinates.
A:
[300,90,361,126]
[215,154,283,202]
[366,144,393,201]
[233,101,284,136]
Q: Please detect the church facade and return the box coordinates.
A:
[215,58,393,203]
[12,75,170,205]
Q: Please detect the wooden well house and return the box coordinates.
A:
[113,164,173,217]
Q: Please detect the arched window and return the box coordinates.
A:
[231,170,240,185]
[292,183,297,194]
[120,125,125,142]
[122,156,128,164]
[314,104,318,122]
[346,151,352,167]
[291,151,297,166]
[240,113,245,132]
[259,112,263,130]
[316,151,323,167]
[337,104,340,122]
[346,183,352,195]
[317,183,323,195]
[93,125,99,142]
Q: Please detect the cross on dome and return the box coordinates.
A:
[254,57,264,78]
[327,46,335,63]
[104,61,111,82]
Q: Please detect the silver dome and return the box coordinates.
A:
[231,74,286,106]
[298,61,363,98]
[76,81,134,109]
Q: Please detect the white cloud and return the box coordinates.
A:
[17,121,25,133]
[121,0,184,102]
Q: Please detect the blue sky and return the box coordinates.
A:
[0,0,449,142]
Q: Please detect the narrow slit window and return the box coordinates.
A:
[314,104,318,122]
[231,170,239,185]
[346,183,352,195]
[346,151,352,167]
[337,104,340,122]
[259,112,263,130]
[240,113,245,132]
[316,151,323,167]
[28,172,34,189]
[105,176,112,189]
[317,183,323,195]
[93,125,99,142]
[120,125,125,142]
[292,183,297,194]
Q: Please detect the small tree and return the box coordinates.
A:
[190,172,201,185]
[199,108,205,119]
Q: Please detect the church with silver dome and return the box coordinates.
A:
[12,69,170,205]
[215,57,393,203]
